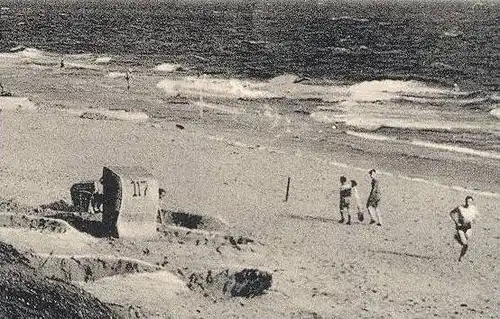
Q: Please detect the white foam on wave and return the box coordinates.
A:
[348,80,448,102]
[9,45,25,53]
[155,63,182,72]
[443,30,462,37]
[20,47,47,59]
[156,73,345,101]
[1,47,106,71]
[156,74,465,106]
[95,57,112,64]
[157,76,277,99]
[106,72,126,78]
[489,107,500,120]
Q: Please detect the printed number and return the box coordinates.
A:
[131,180,148,197]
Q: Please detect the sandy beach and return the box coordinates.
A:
[0,51,499,318]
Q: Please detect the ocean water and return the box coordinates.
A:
[1,0,499,88]
[1,0,499,155]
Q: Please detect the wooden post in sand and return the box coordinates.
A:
[285,177,291,202]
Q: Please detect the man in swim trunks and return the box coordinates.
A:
[450,196,478,262]
[367,169,382,226]
[339,176,352,225]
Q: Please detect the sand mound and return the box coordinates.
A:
[186,268,272,299]
[0,97,37,111]
[41,211,108,237]
[161,209,229,232]
[0,213,72,234]
[0,242,116,318]
[158,210,255,249]
[159,224,255,251]
[39,200,75,212]
[32,254,162,283]
[80,109,149,122]
[79,270,188,317]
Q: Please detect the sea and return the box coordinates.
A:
[1,0,499,156]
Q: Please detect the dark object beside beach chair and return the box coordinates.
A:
[70,181,101,213]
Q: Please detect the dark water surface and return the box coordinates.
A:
[1,0,499,90]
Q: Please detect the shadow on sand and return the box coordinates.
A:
[38,200,111,237]
[368,249,436,260]
[283,214,336,224]
[43,211,110,238]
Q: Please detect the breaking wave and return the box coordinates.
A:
[1,46,109,71]
[155,63,183,72]
[347,80,449,102]
[156,76,276,100]
[156,74,485,106]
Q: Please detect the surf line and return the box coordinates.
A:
[202,134,500,199]
[411,140,500,160]
[346,130,500,161]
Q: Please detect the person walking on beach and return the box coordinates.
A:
[157,188,167,224]
[125,70,131,91]
[449,196,478,262]
[339,176,352,225]
[351,180,364,222]
[366,169,382,226]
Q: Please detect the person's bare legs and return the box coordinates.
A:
[367,206,381,225]
[374,207,382,226]
[346,208,352,225]
[339,206,352,224]
[367,206,376,223]
[457,229,471,261]
[356,203,364,222]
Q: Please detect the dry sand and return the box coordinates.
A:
[0,54,499,318]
